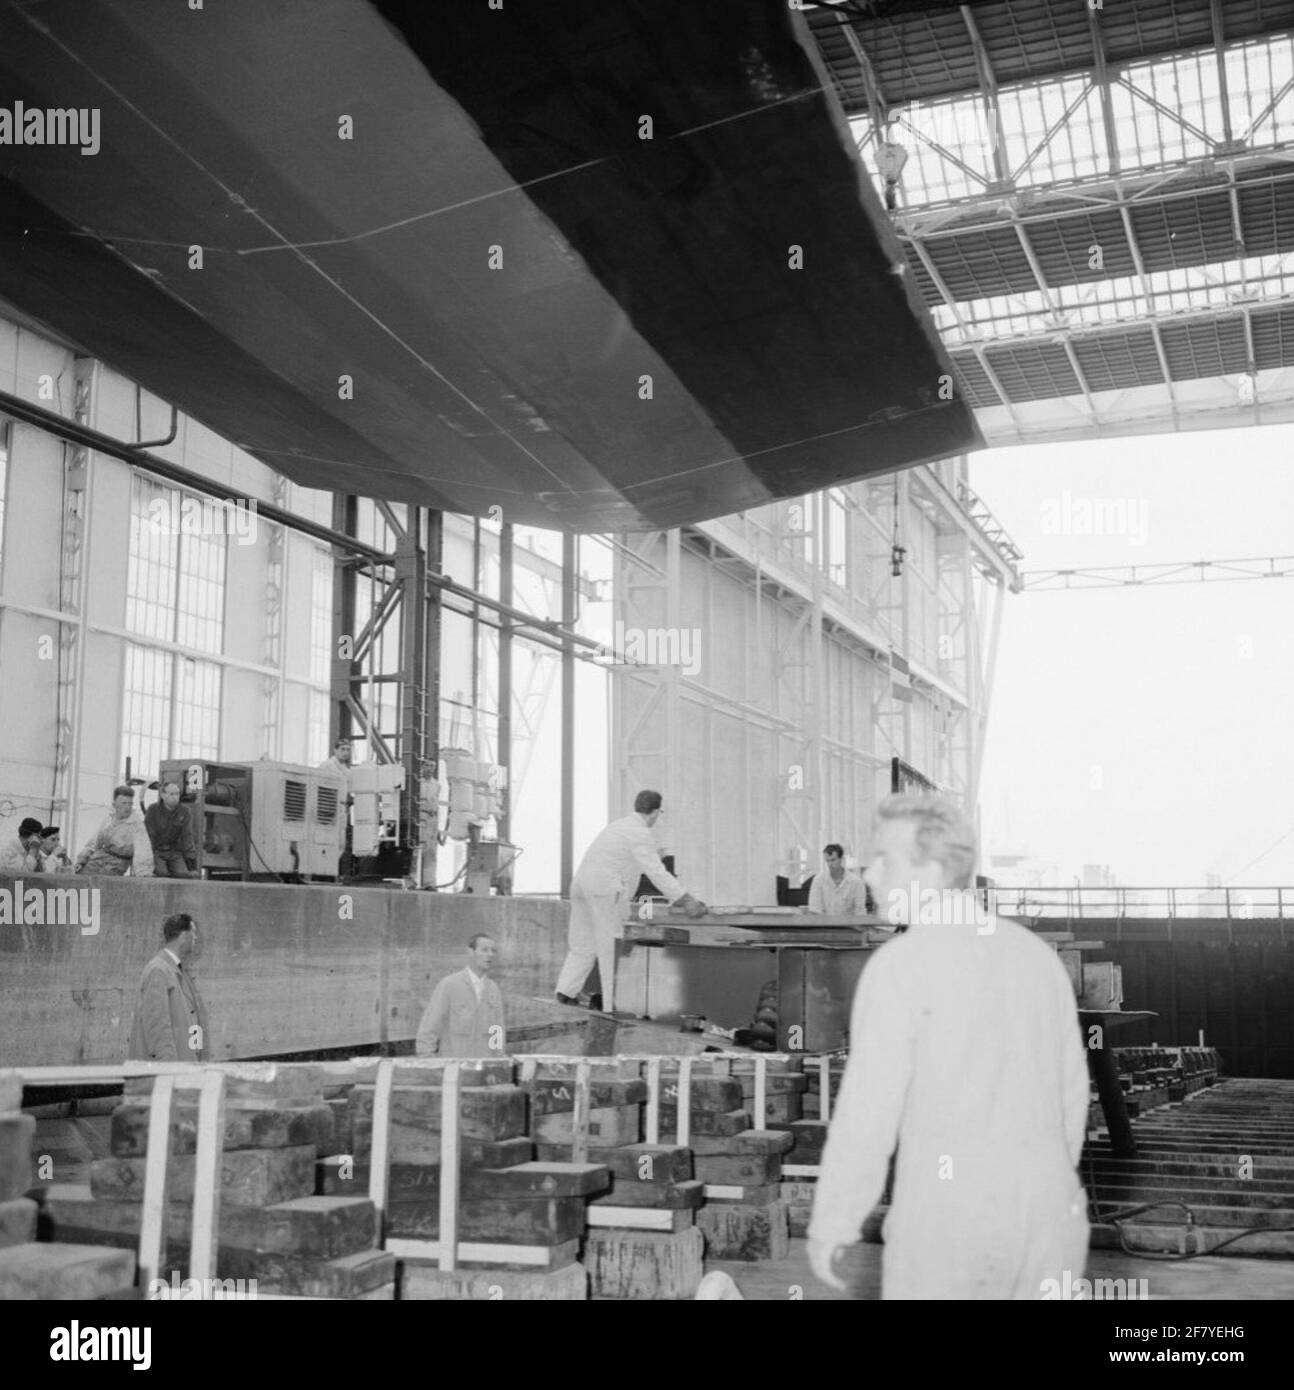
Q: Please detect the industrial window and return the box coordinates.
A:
[122,644,173,784]
[122,475,226,781]
[126,474,227,653]
[309,546,332,686]
[308,689,330,766]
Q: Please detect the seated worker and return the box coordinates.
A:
[38,826,75,875]
[415,934,506,1059]
[807,843,869,917]
[75,785,154,876]
[0,817,46,874]
[145,779,198,878]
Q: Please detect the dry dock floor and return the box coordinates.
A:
[702,1238,1294,1301]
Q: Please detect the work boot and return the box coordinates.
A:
[555,992,579,1006]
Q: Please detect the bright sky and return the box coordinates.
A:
[974,421,1294,890]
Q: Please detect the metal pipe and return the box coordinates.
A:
[560,532,576,897]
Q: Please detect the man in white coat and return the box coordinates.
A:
[555,789,707,1013]
[416,934,506,1058]
[808,794,1090,1299]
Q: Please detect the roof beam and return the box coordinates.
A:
[1118,205,1179,417]
[834,11,888,132]
[904,231,1023,428]
[1211,0,1235,148]
[1088,7,1121,176]
[893,155,1294,240]
[959,5,1010,188]
[1009,220,1101,424]
[941,292,1294,352]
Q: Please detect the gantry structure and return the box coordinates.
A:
[808,0,1294,441]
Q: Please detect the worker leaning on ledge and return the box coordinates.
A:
[555,789,707,1014]
[145,779,198,878]
[127,913,210,1063]
[808,793,1089,1300]
[38,825,75,874]
[75,785,154,877]
[807,842,870,917]
[0,817,47,874]
[416,934,506,1059]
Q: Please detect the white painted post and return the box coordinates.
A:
[438,1061,461,1272]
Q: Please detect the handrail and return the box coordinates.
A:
[993,884,1294,927]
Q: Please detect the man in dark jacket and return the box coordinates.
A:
[145,780,197,878]
[127,914,210,1062]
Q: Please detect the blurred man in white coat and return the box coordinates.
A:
[555,789,707,1013]
[808,794,1090,1299]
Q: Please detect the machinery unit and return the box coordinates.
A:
[159,758,344,880]
[1080,960,1124,1010]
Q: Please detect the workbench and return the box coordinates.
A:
[616,911,892,1052]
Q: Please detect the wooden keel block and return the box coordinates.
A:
[584,1225,705,1300]
[685,1128,788,1157]
[222,1196,379,1259]
[533,1059,643,1081]
[585,1207,693,1233]
[529,1078,647,1115]
[658,1107,750,1138]
[533,1104,642,1147]
[0,1242,136,1300]
[743,1094,804,1124]
[661,1076,743,1111]
[124,1066,322,1107]
[388,1059,516,1087]
[724,1057,805,1075]
[590,1178,704,1210]
[401,1261,588,1301]
[597,1144,693,1185]
[326,1097,353,1156]
[89,1145,316,1206]
[737,1072,809,1096]
[0,1196,37,1249]
[316,1140,535,1196]
[0,1113,35,1201]
[786,1205,812,1238]
[386,1196,589,1245]
[218,1246,396,1298]
[693,1153,782,1186]
[352,1083,527,1141]
[702,1181,782,1207]
[696,1200,791,1261]
[110,1101,335,1157]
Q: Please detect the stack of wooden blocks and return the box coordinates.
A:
[550,1060,705,1300]
[0,1073,136,1299]
[773,1057,847,1235]
[662,1065,792,1263]
[43,1065,395,1299]
[339,1059,609,1300]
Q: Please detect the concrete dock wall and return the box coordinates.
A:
[0,877,568,1066]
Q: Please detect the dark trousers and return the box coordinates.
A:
[153,851,196,878]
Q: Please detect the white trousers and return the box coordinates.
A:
[555,886,621,1010]
[881,1186,1090,1300]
